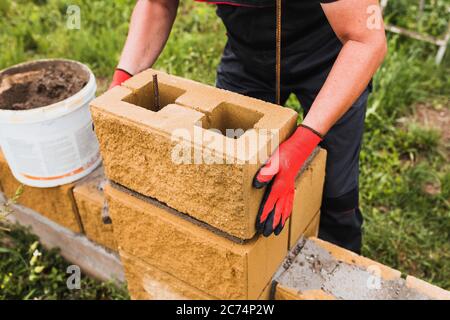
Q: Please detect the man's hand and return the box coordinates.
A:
[253,125,322,237]
[109,69,132,89]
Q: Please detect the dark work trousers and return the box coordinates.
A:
[216,42,369,253]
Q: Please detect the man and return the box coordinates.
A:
[110,0,387,254]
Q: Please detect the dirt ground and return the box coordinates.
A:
[0,60,88,110]
[411,103,449,196]
[413,103,450,147]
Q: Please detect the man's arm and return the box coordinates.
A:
[117,0,179,75]
[302,0,387,135]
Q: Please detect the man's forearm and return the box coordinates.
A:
[302,38,387,135]
[302,0,387,136]
[118,0,179,75]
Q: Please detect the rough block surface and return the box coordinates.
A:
[105,183,289,300]
[91,69,298,239]
[274,237,450,300]
[0,152,82,233]
[121,251,215,300]
[290,148,326,248]
[73,167,116,251]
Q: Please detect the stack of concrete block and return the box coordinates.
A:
[91,69,327,300]
[273,237,450,300]
[0,151,117,252]
[73,168,117,251]
[0,151,83,233]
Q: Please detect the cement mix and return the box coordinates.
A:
[275,238,434,300]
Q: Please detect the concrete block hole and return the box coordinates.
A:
[122,80,186,112]
[199,102,264,139]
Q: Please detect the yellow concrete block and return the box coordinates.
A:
[105,183,289,300]
[91,69,298,239]
[0,152,82,233]
[290,149,326,248]
[73,168,116,251]
[121,251,215,300]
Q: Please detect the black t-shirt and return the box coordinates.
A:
[210,0,343,89]
[221,0,335,51]
[216,0,341,55]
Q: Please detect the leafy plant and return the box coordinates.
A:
[0,186,24,231]
[0,225,129,300]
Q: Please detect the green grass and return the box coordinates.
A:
[383,0,450,37]
[0,0,449,298]
[0,224,129,300]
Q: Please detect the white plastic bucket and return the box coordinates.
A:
[0,59,101,188]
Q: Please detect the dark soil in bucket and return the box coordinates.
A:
[0,60,89,110]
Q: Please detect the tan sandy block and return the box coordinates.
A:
[91,69,297,239]
[73,168,116,251]
[275,286,336,300]
[0,152,82,233]
[105,183,289,300]
[121,69,192,113]
[121,251,215,300]
[405,276,450,300]
[123,69,296,139]
[289,149,326,248]
[310,237,401,280]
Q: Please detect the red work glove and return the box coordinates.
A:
[253,125,323,237]
[109,68,132,89]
